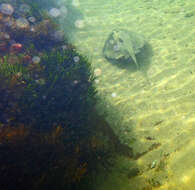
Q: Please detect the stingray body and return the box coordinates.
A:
[103,29,146,69]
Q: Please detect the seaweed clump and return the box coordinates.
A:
[0,0,116,189]
[20,48,97,137]
[0,47,98,189]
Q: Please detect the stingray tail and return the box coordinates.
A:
[132,55,139,70]
[126,42,139,70]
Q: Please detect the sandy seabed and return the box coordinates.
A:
[63,0,195,189]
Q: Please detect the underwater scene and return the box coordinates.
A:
[0,0,194,189]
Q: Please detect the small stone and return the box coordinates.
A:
[0,32,10,40]
[32,56,41,64]
[16,17,29,29]
[95,79,99,84]
[49,8,61,17]
[16,72,22,77]
[10,43,23,52]
[94,68,102,76]
[30,26,35,32]
[37,78,45,85]
[42,95,47,100]
[28,16,36,23]
[75,19,85,28]
[4,33,10,40]
[73,56,80,63]
[0,3,14,16]
[72,0,80,7]
[73,80,79,84]
[62,45,68,50]
[150,160,157,169]
[111,92,117,97]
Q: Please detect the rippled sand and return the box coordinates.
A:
[62,0,195,189]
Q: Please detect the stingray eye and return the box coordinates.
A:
[119,38,123,43]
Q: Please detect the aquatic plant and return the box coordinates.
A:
[0,1,105,189]
[0,56,28,83]
[19,48,97,137]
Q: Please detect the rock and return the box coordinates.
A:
[150,160,158,169]
[15,17,30,30]
[0,3,14,16]
[10,43,23,53]
[49,8,61,18]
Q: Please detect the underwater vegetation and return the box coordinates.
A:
[0,56,26,78]
[0,46,102,190]
[19,48,97,135]
[0,46,97,134]
[0,0,118,189]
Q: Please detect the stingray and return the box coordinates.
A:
[103,29,146,69]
